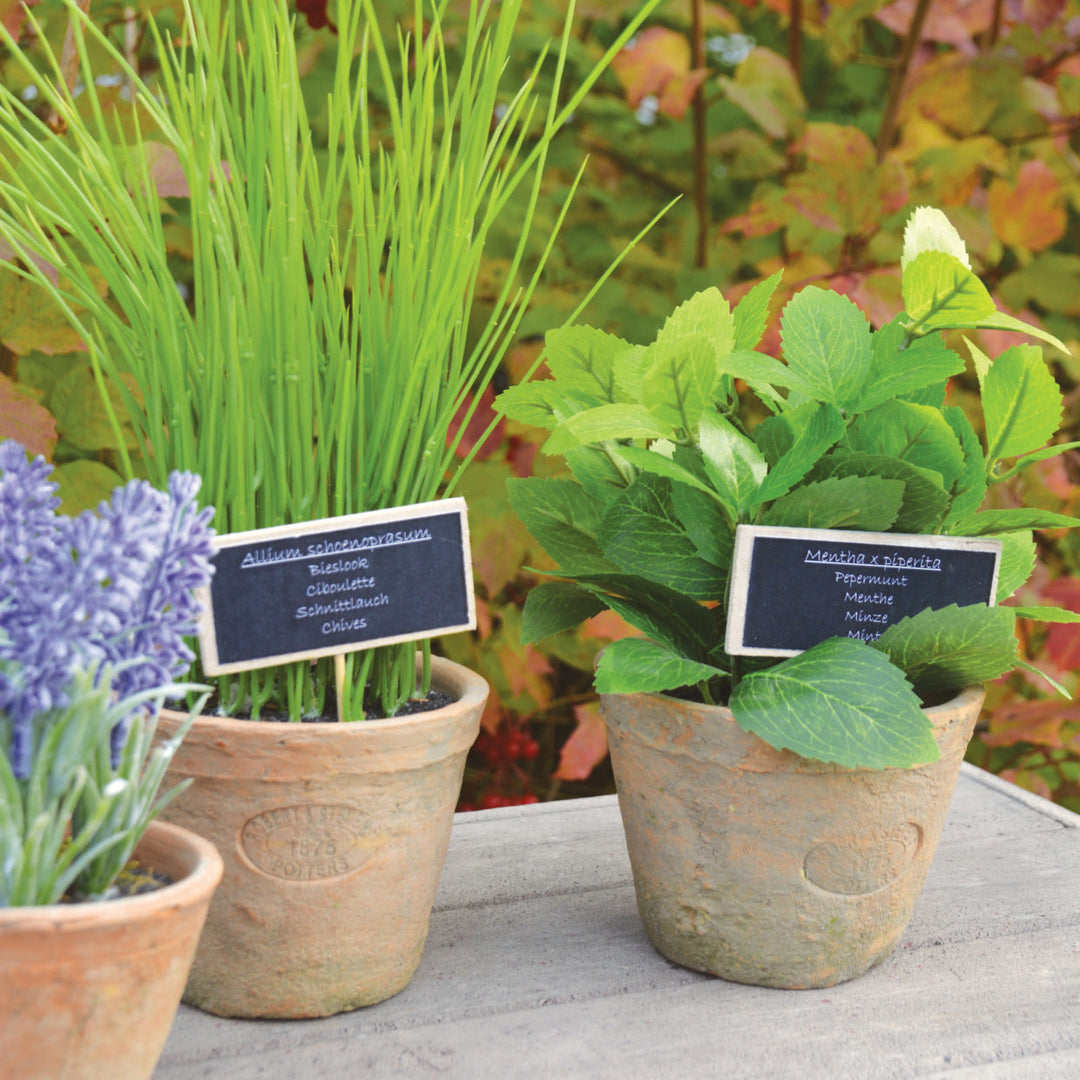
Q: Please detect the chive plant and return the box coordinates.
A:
[0,0,659,719]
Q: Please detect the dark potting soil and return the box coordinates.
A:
[61,859,173,904]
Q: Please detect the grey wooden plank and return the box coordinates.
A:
[156,767,1080,1080]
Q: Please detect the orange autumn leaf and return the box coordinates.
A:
[1039,577,1080,672]
[612,26,708,120]
[553,702,608,781]
[982,698,1080,751]
[988,159,1066,253]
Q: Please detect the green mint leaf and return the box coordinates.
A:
[949,508,1080,535]
[715,348,790,406]
[902,250,996,332]
[699,409,768,519]
[847,400,966,493]
[642,333,715,435]
[610,444,721,504]
[941,405,987,525]
[506,476,614,572]
[901,206,971,271]
[731,270,783,350]
[992,440,1080,484]
[521,582,605,644]
[973,311,1068,354]
[994,531,1036,601]
[853,319,966,414]
[730,638,938,769]
[563,445,629,506]
[982,344,1063,466]
[872,604,1017,701]
[779,286,873,410]
[543,324,636,403]
[570,572,717,656]
[544,403,675,454]
[595,637,727,695]
[598,474,726,600]
[753,401,845,505]
[494,381,565,430]
[1011,605,1080,623]
[654,287,735,367]
[761,475,904,531]
[671,480,735,570]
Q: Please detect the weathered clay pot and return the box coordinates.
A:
[156,654,487,1018]
[0,820,223,1080]
[600,684,985,989]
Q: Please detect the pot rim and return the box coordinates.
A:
[160,653,488,736]
[0,819,223,930]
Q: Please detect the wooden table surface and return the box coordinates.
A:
[156,764,1080,1080]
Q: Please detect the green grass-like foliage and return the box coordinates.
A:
[498,206,1080,770]
[0,666,203,906]
[0,0,658,718]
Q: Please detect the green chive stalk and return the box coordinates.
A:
[0,0,659,719]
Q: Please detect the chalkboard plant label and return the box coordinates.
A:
[725,525,1001,656]
[196,499,476,675]
[498,206,1080,772]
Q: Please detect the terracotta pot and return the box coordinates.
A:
[0,820,223,1080]
[156,654,487,1018]
[600,684,985,989]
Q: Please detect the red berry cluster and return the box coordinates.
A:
[458,723,541,811]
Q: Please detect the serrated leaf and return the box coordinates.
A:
[983,345,1062,465]
[654,287,735,364]
[901,206,971,271]
[729,638,938,769]
[993,440,1080,483]
[521,582,606,644]
[50,366,139,452]
[903,250,996,332]
[809,451,951,535]
[973,310,1068,353]
[853,319,966,414]
[872,604,1017,700]
[609,443,719,503]
[732,270,783,350]
[563,445,629,506]
[598,474,725,599]
[569,572,716,657]
[544,403,674,454]
[994,531,1036,601]
[698,409,767,518]
[52,459,124,515]
[671,480,735,570]
[715,348,789,405]
[543,324,634,403]
[595,637,728,695]
[950,508,1080,535]
[847,400,966,492]
[642,333,714,435]
[506,476,614,572]
[941,405,987,524]
[495,380,566,430]
[753,401,845,505]
[762,475,904,531]
[779,286,873,410]
[1011,605,1080,623]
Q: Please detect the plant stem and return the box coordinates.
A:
[875,0,933,162]
[690,0,708,269]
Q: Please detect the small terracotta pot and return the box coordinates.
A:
[600,684,985,989]
[156,654,487,1018]
[0,820,223,1080]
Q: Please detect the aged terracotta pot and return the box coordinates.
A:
[0,820,223,1080]
[600,684,985,989]
[156,654,487,1018]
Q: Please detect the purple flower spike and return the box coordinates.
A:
[0,442,215,779]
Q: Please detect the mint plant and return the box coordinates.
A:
[0,441,215,905]
[497,207,1080,771]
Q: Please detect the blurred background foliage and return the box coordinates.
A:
[2,0,1079,810]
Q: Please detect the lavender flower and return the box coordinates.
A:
[0,441,215,779]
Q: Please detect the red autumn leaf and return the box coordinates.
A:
[553,703,609,781]
[982,697,1080,751]
[988,159,1066,253]
[0,373,57,458]
[874,0,995,47]
[1,0,37,35]
[446,385,505,462]
[144,143,191,199]
[1037,577,1080,672]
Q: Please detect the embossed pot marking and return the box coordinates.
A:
[240,805,372,881]
[803,822,923,896]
